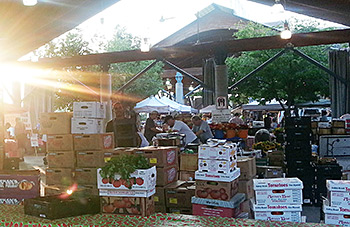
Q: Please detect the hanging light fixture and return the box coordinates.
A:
[165,78,172,90]
[272,0,284,13]
[23,0,38,6]
[189,84,194,91]
[140,38,150,52]
[280,21,292,39]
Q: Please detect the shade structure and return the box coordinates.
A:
[199,105,216,113]
[134,96,197,113]
[242,100,286,111]
[159,96,198,113]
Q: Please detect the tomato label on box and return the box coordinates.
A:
[327,180,350,192]
[97,166,156,191]
[253,178,303,190]
[255,189,303,205]
[195,168,240,182]
[195,179,238,201]
[254,211,301,222]
[325,213,350,226]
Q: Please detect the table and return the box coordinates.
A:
[0,205,333,227]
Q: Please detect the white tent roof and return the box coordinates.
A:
[199,105,216,113]
[242,100,286,111]
[134,96,198,113]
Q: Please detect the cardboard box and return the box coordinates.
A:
[101,196,154,216]
[192,201,242,218]
[168,207,192,215]
[195,168,240,182]
[191,193,245,209]
[198,159,236,174]
[318,122,331,128]
[332,128,346,135]
[156,165,178,186]
[238,179,254,199]
[40,112,72,135]
[45,184,99,196]
[198,144,237,160]
[46,168,73,186]
[254,211,301,222]
[253,177,303,190]
[135,146,178,168]
[47,134,73,151]
[99,187,155,198]
[255,189,303,205]
[179,171,195,181]
[319,128,331,135]
[0,170,40,196]
[76,151,104,168]
[180,153,198,171]
[155,204,167,213]
[47,151,76,168]
[328,191,350,207]
[47,151,75,168]
[103,148,136,163]
[327,180,350,192]
[0,194,37,205]
[165,181,195,208]
[71,118,103,134]
[323,199,350,214]
[332,120,346,128]
[252,201,302,212]
[237,157,256,180]
[257,166,283,178]
[154,186,165,206]
[73,133,114,151]
[74,168,97,185]
[73,102,106,119]
[157,139,180,146]
[97,166,156,191]
[195,178,238,201]
[325,213,350,226]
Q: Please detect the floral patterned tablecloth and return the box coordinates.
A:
[0,205,335,227]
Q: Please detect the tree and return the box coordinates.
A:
[104,26,164,100]
[226,20,333,115]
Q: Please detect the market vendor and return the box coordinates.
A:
[191,115,213,143]
[144,111,163,143]
[163,115,197,145]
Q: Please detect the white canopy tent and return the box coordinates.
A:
[199,105,216,113]
[242,100,286,111]
[159,96,198,113]
[134,96,198,113]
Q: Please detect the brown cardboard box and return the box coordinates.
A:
[135,146,178,168]
[319,128,331,135]
[73,133,114,151]
[47,134,73,151]
[154,186,165,206]
[195,178,238,201]
[76,151,104,168]
[46,168,73,186]
[155,204,167,213]
[47,151,76,168]
[157,139,181,146]
[238,179,254,199]
[74,168,97,185]
[180,153,198,171]
[179,171,195,181]
[332,128,346,135]
[167,207,192,215]
[101,196,154,216]
[45,184,99,196]
[156,165,178,186]
[103,148,136,163]
[165,181,195,208]
[237,157,256,180]
[257,166,283,178]
[40,112,72,135]
[332,120,345,128]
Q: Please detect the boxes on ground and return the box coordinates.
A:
[101,196,154,216]
[165,181,195,208]
[327,180,350,207]
[179,171,195,181]
[167,207,192,215]
[71,118,103,134]
[195,168,240,182]
[156,165,178,186]
[323,198,350,226]
[332,119,346,128]
[40,112,72,135]
[73,133,114,151]
[192,193,245,218]
[73,102,106,119]
[47,151,76,168]
[45,185,99,196]
[76,150,104,168]
[198,144,237,160]
[198,159,236,174]
[154,186,165,206]
[74,168,97,185]
[238,178,254,199]
[46,168,73,186]
[257,166,283,178]
[97,166,156,191]
[47,134,73,151]
[195,179,238,201]
[180,153,198,171]
[237,157,256,180]
[135,146,178,168]
[253,203,302,222]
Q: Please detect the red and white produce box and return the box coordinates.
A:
[198,144,237,161]
[195,168,240,182]
[198,159,236,174]
[253,178,303,191]
[327,180,350,192]
[254,211,301,222]
[323,199,350,226]
[97,166,156,191]
[99,187,155,198]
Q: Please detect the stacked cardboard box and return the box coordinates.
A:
[165,180,195,214]
[323,180,350,226]
[252,178,303,222]
[134,146,179,213]
[332,119,346,135]
[97,166,156,216]
[192,143,245,218]
[179,153,198,181]
[71,102,105,134]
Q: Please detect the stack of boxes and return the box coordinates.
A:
[252,178,303,222]
[323,180,350,226]
[332,119,346,135]
[164,180,195,214]
[191,143,245,218]
[97,165,156,216]
[179,153,198,181]
[285,117,314,204]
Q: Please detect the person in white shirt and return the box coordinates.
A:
[163,115,197,145]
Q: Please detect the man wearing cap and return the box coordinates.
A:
[144,111,162,143]
[163,115,197,146]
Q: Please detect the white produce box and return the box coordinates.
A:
[255,189,303,205]
[254,211,301,222]
[327,180,350,192]
[98,187,155,197]
[253,178,303,190]
[195,168,240,182]
[198,144,237,160]
[71,118,103,134]
[198,159,237,174]
[73,102,106,119]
